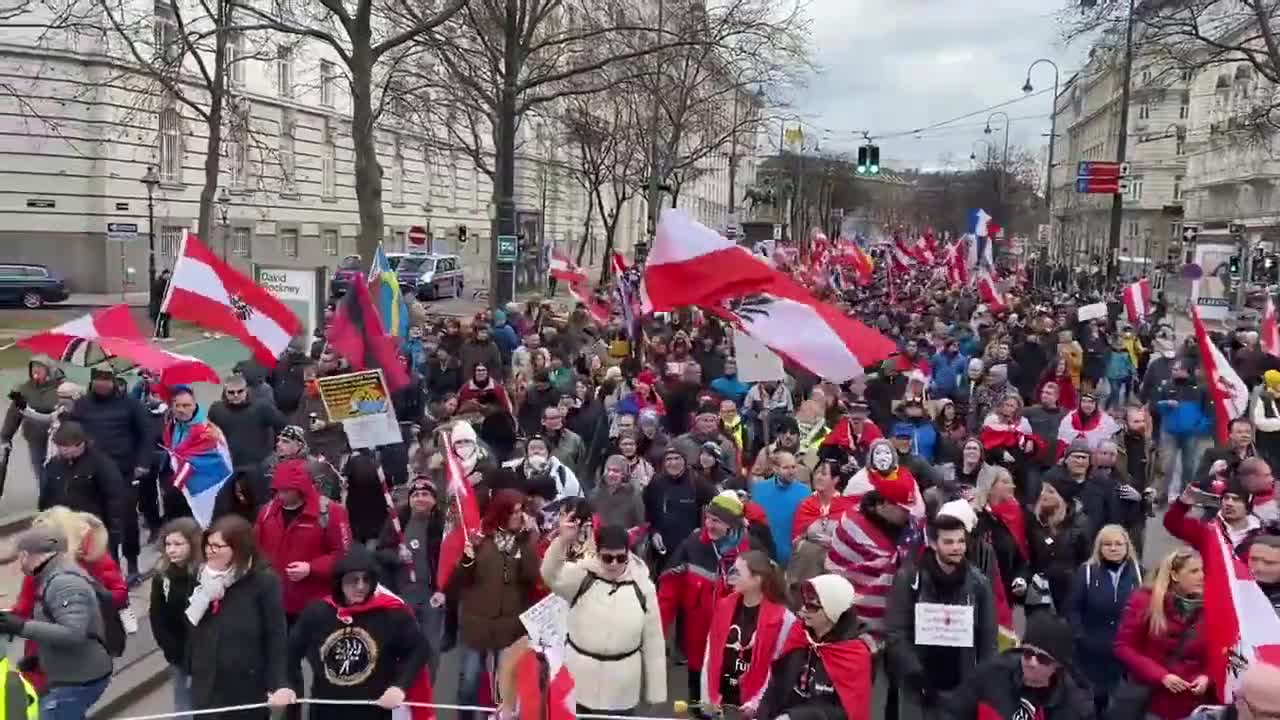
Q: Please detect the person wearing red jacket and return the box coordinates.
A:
[1163,470,1262,560]
[254,458,353,623]
[658,492,770,701]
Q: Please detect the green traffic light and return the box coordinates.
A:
[857,165,867,174]
[870,164,880,174]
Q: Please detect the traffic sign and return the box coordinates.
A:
[1182,225,1200,243]
[407,225,427,246]
[106,222,139,242]
[1077,161,1122,179]
[1119,162,1131,177]
[497,234,518,263]
[1076,177,1120,194]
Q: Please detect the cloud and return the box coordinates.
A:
[789,0,1084,169]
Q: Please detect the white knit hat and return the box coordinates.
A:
[937,499,978,533]
[803,574,856,623]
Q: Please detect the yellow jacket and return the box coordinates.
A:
[0,659,37,720]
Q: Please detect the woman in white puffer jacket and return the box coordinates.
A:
[541,519,667,713]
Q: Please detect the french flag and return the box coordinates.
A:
[437,426,482,590]
[1122,278,1152,324]
[967,209,998,270]
[162,419,233,527]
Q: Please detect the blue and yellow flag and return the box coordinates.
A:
[369,244,409,337]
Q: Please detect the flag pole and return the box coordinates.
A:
[154,231,189,338]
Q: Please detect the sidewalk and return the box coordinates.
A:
[59,292,149,308]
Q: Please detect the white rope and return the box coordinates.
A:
[110,697,681,720]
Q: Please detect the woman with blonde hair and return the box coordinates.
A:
[1113,547,1211,720]
[4,507,129,693]
[1025,481,1090,612]
[1063,524,1142,714]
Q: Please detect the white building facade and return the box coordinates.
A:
[0,0,752,295]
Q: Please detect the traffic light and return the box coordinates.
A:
[1229,254,1241,275]
[458,225,468,244]
[856,146,869,175]
[868,145,880,175]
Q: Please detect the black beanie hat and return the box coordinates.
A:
[1022,613,1074,665]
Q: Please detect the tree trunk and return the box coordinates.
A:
[196,6,228,247]
[349,38,384,263]
[575,193,594,266]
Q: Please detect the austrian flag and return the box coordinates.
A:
[1122,278,1152,324]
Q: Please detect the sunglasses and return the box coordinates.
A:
[599,552,628,565]
[801,601,823,614]
[1021,647,1057,667]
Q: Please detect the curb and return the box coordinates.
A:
[88,649,170,720]
[0,512,33,536]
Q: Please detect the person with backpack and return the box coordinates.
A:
[0,525,114,720]
[541,519,665,715]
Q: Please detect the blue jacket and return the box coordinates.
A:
[929,351,968,397]
[749,477,810,566]
[1104,350,1134,382]
[709,374,750,406]
[491,323,520,363]
[1063,559,1143,695]
[901,417,939,464]
[1154,379,1211,437]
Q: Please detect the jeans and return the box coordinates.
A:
[24,432,47,488]
[1106,380,1129,410]
[41,675,110,720]
[416,601,447,679]
[169,665,193,720]
[457,646,497,720]
[1158,431,1205,501]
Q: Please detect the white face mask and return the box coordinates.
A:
[527,454,549,471]
[871,445,895,473]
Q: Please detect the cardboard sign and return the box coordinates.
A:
[914,602,975,647]
[1077,302,1108,322]
[733,329,786,383]
[520,594,569,649]
[315,370,401,449]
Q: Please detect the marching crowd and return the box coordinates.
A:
[3,250,1280,720]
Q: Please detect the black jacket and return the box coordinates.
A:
[269,352,310,416]
[758,612,870,720]
[288,548,428,720]
[69,388,153,471]
[642,471,715,559]
[375,505,444,602]
[187,566,288,719]
[39,444,127,539]
[1044,465,1124,544]
[207,398,288,468]
[940,650,1096,720]
[149,564,197,667]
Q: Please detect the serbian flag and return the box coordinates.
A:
[161,417,233,527]
[640,210,779,312]
[515,643,575,720]
[436,427,482,591]
[1201,511,1280,702]
[976,268,1007,312]
[1263,295,1280,357]
[323,585,437,719]
[1192,306,1250,444]
[162,232,301,367]
[328,272,411,392]
[549,250,587,284]
[1122,278,1152,325]
[16,305,219,388]
[566,282,610,326]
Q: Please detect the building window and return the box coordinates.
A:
[154,1,179,64]
[391,139,404,205]
[447,152,457,207]
[321,119,336,199]
[227,31,244,86]
[322,229,338,256]
[1127,221,1140,239]
[277,46,293,98]
[1173,174,1184,201]
[1170,222,1182,240]
[160,225,184,257]
[1181,68,1193,82]
[1126,175,1144,200]
[1175,135,1186,155]
[421,146,433,206]
[281,228,298,257]
[158,107,182,183]
[1138,101,1152,120]
[1179,102,1189,119]
[279,113,297,194]
[472,163,480,208]
[232,227,251,256]
[320,60,336,108]
[227,136,248,189]
[1141,68,1152,84]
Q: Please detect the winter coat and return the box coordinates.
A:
[286,549,428,720]
[268,351,310,416]
[674,431,739,478]
[18,555,113,686]
[749,477,811,566]
[1252,390,1280,472]
[452,532,540,651]
[1023,405,1067,467]
[187,565,289,720]
[590,482,645,530]
[68,388,153,471]
[254,491,354,616]
[1106,350,1135,382]
[150,563,197,667]
[541,535,666,710]
[1152,378,1211,438]
[757,611,872,720]
[642,472,716,560]
[458,339,503,380]
[1113,588,1211,720]
[929,351,969,398]
[1,363,64,447]
[1063,558,1142,697]
[207,398,288,468]
[546,428,588,478]
[939,650,1096,720]
[38,444,128,542]
[424,361,462,401]
[374,505,443,603]
[1024,508,1091,609]
[288,393,349,464]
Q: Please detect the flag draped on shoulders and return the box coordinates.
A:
[161,412,233,527]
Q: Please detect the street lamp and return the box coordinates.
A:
[1024,57,1061,254]
[970,139,992,164]
[216,186,231,261]
[985,111,1011,202]
[140,166,160,308]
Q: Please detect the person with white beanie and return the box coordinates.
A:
[756,574,872,720]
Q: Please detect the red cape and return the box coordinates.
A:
[778,622,871,720]
[702,594,793,706]
[792,495,852,541]
[322,590,435,720]
[987,499,1029,562]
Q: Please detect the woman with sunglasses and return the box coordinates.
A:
[701,550,793,716]
[541,517,665,715]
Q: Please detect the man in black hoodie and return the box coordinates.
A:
[375,477,445,674]
[280,546,429,720]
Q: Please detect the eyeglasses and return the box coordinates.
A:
[1021,647,1058,667]
[801,601,823,614]
[600,552,628,565]
[225,388,247,396]
[205,541,230,551]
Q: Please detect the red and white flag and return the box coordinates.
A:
[976,268,1007,312]
[609,250,628,277]
[549,249,587,285]
[516,644,576,720]
[1192,306,1250,445]
[162,233,301,366]
[1122,278,1152,324]
[1202,514,1280,702]
[1263,295,1280,357]
[17,304,218,387]
[566,282,610,326]
[644,210,897,381]
[436,426,482,591]
[945,240,970,286]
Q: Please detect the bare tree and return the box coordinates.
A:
[228,0,467,261]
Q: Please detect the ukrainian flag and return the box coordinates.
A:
[369,244,409,337]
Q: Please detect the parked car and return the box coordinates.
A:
[397,253,464,300]
[0,264,68,308]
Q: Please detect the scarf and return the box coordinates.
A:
[987,499,1030,561]
[1173,591,1203,618]
[493,529,518,555]
[185,564,236,625]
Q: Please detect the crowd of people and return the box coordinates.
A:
[2,248,1280,720]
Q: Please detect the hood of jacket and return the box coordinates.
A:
[330,545,382,604]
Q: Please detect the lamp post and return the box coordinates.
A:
[141,166,160,309]
[1023,58,1061,261]
[216,186,231,261]
[985,111,1010,203]
[970,139,992,167]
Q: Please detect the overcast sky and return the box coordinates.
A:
[787,0,1087,171]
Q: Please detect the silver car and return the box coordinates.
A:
[398,253,464,300]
